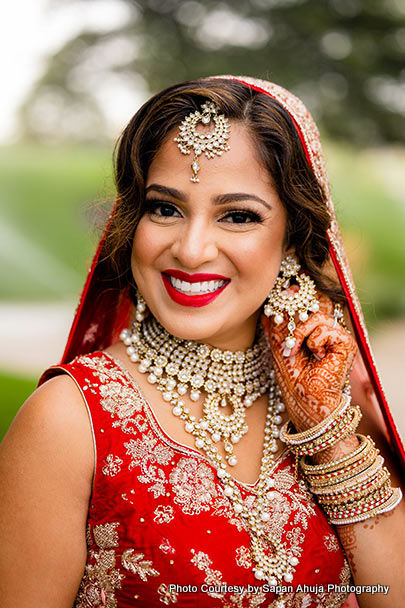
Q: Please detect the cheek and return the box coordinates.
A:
[131,219,161,268]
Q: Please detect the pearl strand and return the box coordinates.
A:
[120,301,300,585]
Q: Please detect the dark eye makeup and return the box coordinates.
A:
[144,198,264,224]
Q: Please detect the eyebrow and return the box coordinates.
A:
[145,184,272,210]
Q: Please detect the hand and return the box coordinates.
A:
[268,293,357,433]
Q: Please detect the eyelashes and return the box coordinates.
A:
[144,198,264,225]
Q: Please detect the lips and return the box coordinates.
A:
[162,269,230,307]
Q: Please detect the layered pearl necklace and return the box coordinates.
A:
[120,302,299,586]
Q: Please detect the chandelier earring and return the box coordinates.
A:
[264,255,319,356]
[134,289,147,322]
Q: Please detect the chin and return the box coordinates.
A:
[155,312,224,343]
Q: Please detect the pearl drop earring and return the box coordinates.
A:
[264,256,319,356]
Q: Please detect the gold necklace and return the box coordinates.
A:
[120,302,299,585]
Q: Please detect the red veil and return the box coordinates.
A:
[51,76,405,474]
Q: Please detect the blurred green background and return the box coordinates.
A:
[1,0,405,440]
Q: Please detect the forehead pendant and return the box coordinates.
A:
[174,101,231,183]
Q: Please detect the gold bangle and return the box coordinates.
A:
[280,394,350,445]
[308,455,383,494]
[289,406,362,456]
[328,487,402,525]
[307,451,381,489]
[300,434,373,475]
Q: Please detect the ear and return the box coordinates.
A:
[282,245,296,258]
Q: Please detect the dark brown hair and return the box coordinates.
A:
[105,77,344,301]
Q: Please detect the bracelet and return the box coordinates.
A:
[316,470,389,505]
[309,456,384,494]
[280,394,350,446]
[287,406,362,457]
[300,434,373,475]
[328,488,403,525]
[307,451,381,489]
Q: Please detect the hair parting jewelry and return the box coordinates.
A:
[120,291,301,585]
[173,101,231,182]
[263,256,319,356]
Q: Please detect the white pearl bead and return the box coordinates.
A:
[172,406,182,416]
[284,573,293,583]
[267,491,277,500]
[274,313,284,325]
[217,468,226,478]
[266,478,275,488]
[130,353,139,362]
[185,423,194,432]
[126,346,135,355]
[148,373,157,384]
[269,576,278,586]
[228,456,237,466]
[195,438,204,448]
[212,432,221,442]
[234,503,243,514]
[285,336,296,349]
[190,390,200,401]
[120,329,129,340]
[299,311,308,322]
[135,312,144,322]
[177,385,187,395]
[224,486,233,497]
[254,569,265,580]
[200,420,209,430]
[166,379,176,390]
[289,556,299,566]
[310,301,319,312]
[162,392,172,401]
[123,336,132,346]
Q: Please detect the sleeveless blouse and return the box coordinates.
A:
[41,351,355,608]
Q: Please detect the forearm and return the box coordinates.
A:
[312,436,405,607]
[336,503,405,607]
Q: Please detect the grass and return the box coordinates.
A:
[0,143,114,299]
[0,372,37,441]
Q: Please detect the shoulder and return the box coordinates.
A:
[1,373,94,501]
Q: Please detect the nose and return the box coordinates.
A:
[170,217,218,269]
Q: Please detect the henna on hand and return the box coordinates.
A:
[268,293,357,432]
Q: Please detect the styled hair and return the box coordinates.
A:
[106,77,344,301]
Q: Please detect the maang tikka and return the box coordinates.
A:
[174,101,231,182]
[264,256,319,356]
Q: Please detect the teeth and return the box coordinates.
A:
[169,276,226,295]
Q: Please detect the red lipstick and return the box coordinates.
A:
[161,269,230,308]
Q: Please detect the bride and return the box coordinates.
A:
[0,76,404,608]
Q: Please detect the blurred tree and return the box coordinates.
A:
[20,0,405,143]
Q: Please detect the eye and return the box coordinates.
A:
[145,199,182,218]
[220,209,263,224]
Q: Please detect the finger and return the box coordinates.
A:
[317,292,334,316]
[287,312,335,356]
[306,322,356,363]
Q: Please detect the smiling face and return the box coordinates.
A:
[131,121,288,350]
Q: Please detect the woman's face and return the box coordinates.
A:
[131,121,288,350]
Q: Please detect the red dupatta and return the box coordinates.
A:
[54,76,405,474]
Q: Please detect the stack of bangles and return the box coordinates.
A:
[280,396,402,524]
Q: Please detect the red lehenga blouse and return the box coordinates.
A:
[41,351,354,608]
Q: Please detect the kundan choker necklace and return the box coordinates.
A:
[120,298,299,587]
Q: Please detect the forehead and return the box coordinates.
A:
[146,120,274,195]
